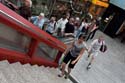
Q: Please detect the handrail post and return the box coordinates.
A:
[27,39,39,57]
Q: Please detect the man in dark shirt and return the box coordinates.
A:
[19,0,32,20]
[64,18,75,37]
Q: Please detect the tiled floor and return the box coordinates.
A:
[70,31,125,83]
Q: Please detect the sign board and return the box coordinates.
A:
[92,0,109,7]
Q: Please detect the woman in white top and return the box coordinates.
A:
[86,36,106,70]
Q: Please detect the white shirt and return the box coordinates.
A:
[79,22,90,31]
[90,39,105,52]
[56,18,68,31]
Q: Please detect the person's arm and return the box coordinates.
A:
[84,42,88,51]
[91,24,99,32]
[30,16,37,22]
[88,39,97,52]
[71,48,85,64]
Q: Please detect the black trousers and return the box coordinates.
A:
[86,29,98,41]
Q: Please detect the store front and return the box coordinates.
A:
[101,3,125,38]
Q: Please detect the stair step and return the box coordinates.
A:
[34,66,64,83]
[0,60,9,69]
[0,71,9,83]
[22,64,50,83]
[11,63,36,83]
[0,62,25,83]
[0,60,73,83]
[38,66,73,83]
[31,65,52,83]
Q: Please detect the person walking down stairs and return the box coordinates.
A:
[58,34,88,79]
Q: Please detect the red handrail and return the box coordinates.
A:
[0,3,67,67]
[0,3,66,52]
[0,48,57,67]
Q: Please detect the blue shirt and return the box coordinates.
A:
[31,16,45,29]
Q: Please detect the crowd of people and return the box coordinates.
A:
[0,0,101,41]
[0,0,107,79]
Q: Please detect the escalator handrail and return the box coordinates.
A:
[0,3,66,52]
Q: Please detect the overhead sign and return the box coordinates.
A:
[92,0,109,7]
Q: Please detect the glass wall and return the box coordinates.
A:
[35,42,58,61]
[0,23,31,53]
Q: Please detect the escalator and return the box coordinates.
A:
[0,3,66,67]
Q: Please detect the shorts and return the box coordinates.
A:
[63,52,77,69]
[88,48,98,57]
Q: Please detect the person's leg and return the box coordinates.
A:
[85,28,88,35]
[87,55,94,70]
[86,51,91,60]
[59,62,66,77]
[58,52,71,77]
[87,51,91,58]
[61,30,65,37]
[90,29,97,39]
[64,57,76,79]
[86,32,92,41]
[64,67,71,79]
[68,67,71,75]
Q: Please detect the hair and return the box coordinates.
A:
[78,34,86,39]
[62,15,67,19]
[80,18,88,25]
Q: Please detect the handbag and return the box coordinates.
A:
[100,41,107,52]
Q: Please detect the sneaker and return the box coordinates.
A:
[58,74,64,77]
[64,74,69,79]
[86,65,91,70]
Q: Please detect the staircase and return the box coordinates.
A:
[0,3,74,83]
[0,60,73,83]
[56,37,75,45]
